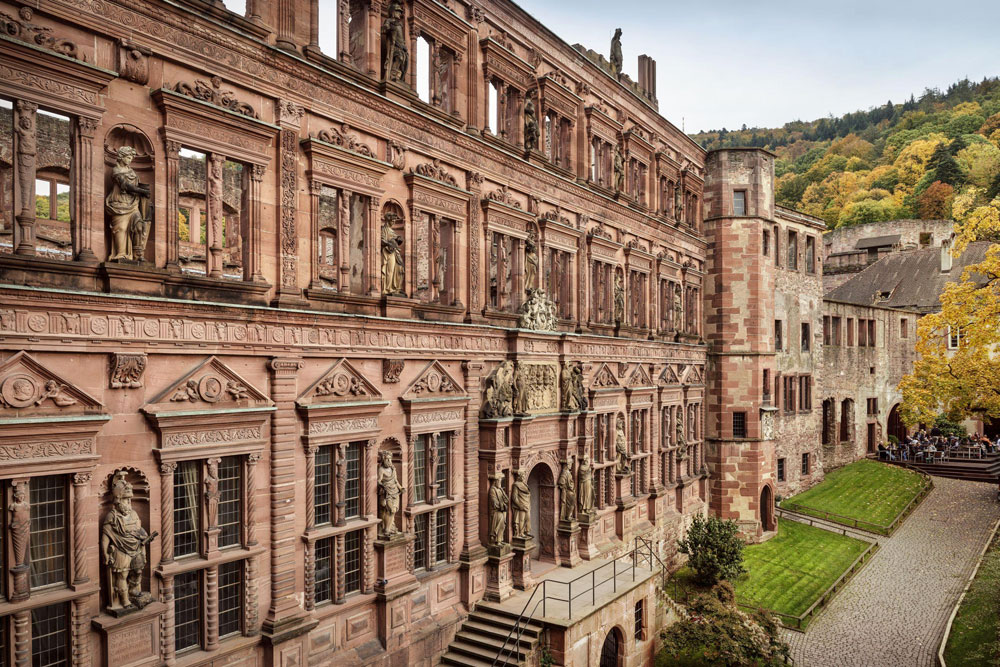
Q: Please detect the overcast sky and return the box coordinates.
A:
[515,0,1000,134]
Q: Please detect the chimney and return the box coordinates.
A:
[940,237,953,272]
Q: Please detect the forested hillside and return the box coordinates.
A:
[691,78,1000,229]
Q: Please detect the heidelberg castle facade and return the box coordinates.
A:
[0,0,914,665]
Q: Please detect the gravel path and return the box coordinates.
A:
[783,476,1000,667]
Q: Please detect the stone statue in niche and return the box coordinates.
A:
[614,272,625,324]
[381,212,404,295]
[610,28,623,76]
[613,146,625,192]
[487,472,508,546]
[524,97,539,151]
[673,284,683,331]
[482,361,514,418]
[510,470,530,538]
[512,363,529,415]
[615,416,631,474]
[558,456,576,522]
[377,450,401,537]
[676,415,686,449]
[524,237,538,291]
[578,455,594,514]
[102,471,157,614]
[517,289,558,331]
[382,0,408,83]
[106,146,151,262]
[560,361,588,413]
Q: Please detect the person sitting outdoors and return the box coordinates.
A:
[877,443,889,460]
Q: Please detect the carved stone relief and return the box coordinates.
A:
[172,76,258,118]
[382,359,404,383]
[109,353,147,389]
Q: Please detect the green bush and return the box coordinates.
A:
[657,583,791,667]
[935,414,968,437]
[677,515,746,586]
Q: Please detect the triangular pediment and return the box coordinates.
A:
[680,364,704,385]
[298,358,382,405]
[403,361,465,399]
[627,364,653,387]
[660,364,681,385]
[145,356,272,414]
[0,351,105,418]
[590,363,621,389]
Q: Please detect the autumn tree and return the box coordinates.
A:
[917,181,955,219]
[900,202,1000,426]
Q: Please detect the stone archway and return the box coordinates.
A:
[527,463,556,562]
[599,626,623,667]
[760,484,775,532]
[888,404,907,443]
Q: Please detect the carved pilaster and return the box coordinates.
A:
[367,1,381,78]
[427,431,439,504]
[337,0,350,61]
[160,574,175,666]
[72,472,92,584]
[13,101,37,256]
[247,164,266,282]
[74,116,99,263]
[338,187,352,291]
[362,528,374,594]
[334,534,345,604]
[245,555,260,636]
[308,180,323,288]
[467,174,483,314]
[365,438,376,519]
[205,564,219,650]
[335,442,347,526]
[207,153,225,278]
[278,126,301,298]
[245,453,259,546]
[164,138,182,268]
[367,196,380,296]
[461,361,484,559]
[13,610,29,667]
[71,595,89,666]
[160,462,177,563]
[303,540,315,611]
[9,479,30,601]
[266,357,302,623]
[305,444,317,532]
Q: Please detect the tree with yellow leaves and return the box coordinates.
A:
[900,202,1000,426]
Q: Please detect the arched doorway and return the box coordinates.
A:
[527,463,555,562]
[888,404,907,443]
[599,627,622,667]
[760,485,774,532]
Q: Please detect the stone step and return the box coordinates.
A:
[448,637,529,665]
[468,609,544,638]
[454,630,533,659]
[460,620,539,648]
[440,650,507,667]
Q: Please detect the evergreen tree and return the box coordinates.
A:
[929,143,965,186]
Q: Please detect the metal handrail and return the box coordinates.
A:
[490,539,669,666]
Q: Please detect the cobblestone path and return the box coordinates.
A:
[783,476,1000,667]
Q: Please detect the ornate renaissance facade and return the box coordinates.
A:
[0,1,713,665]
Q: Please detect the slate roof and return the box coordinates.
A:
[855,234,900,250]
[824,242,993,313]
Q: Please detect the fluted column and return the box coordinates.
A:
[276,0,296,51]
[164,139,181,269]
[338,187,351,292]
[13,101,37,256]
[73,116,99,263]
[72,473,91,584]
[308,0,319,49]
[367,197,380,296]
[308,180,322,288]
[160,462,177,563]
[367,2,380,78]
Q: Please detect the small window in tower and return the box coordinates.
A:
[733,190,747,216]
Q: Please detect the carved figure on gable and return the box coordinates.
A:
[615,416,631,474]
[101,471,157,613]
[610,28,623,76]
[381,213,405,295]
[482,361,514,418]
[613,272,625,324]
[377,450,401,537]
[524,97,539,151]
[487,472,508,546]
[524,237,538,291]
[382,0,408,83]
[106,146,151,262]
[578,455,594,514]
[510,470,531,538]
[558,456,576,522]
[613,146,625,192]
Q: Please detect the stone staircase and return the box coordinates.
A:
[440,602,545,667]
[886,453,1000,484]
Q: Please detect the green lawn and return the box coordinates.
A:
[735,519,869,620]
[944,533,1000,665]
[782,459,926,531]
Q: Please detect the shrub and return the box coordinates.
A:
[935,414,967,437]
[657,583,791,667]
[677,515,746,586]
